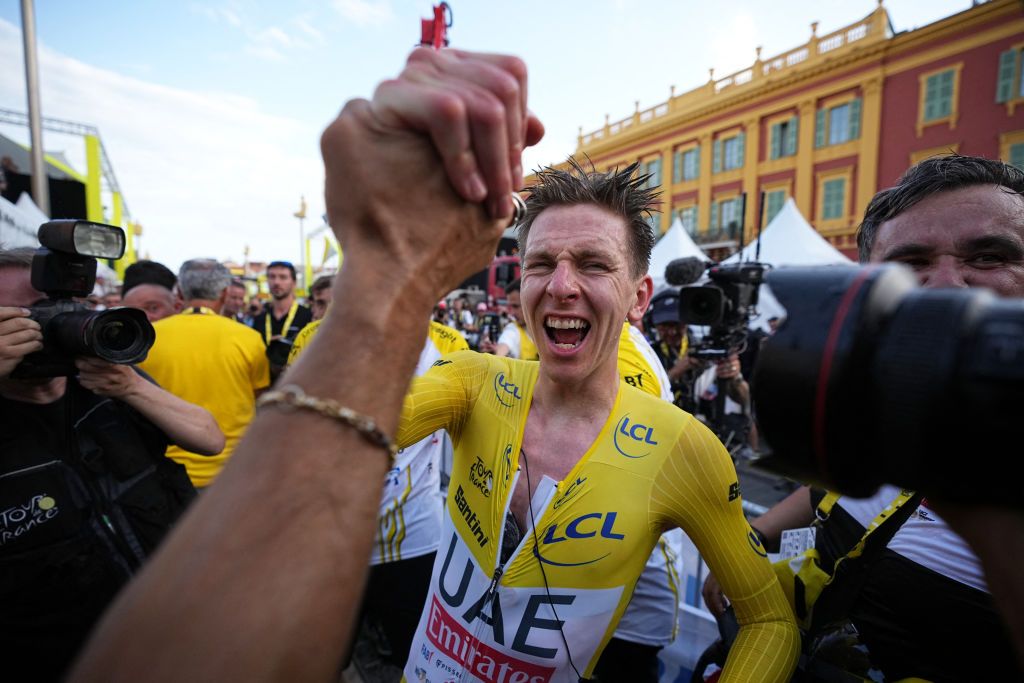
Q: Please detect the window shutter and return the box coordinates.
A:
[652,158,662,187]
[815,109,826,148]
[736,131,746,167]
[938,71,954,118]
[997,49,1018,103]
[710,201,720,232]
[1010,143,1024,171]
[923,74,940,121]
[692,146,701,179]
[785,117,798,156]
[770,123,782,160]
[673,151,683,183]
[849,98,862,140]
[713,139,722,173]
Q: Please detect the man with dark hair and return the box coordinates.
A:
[703,154,1023,681]
[395,159,798,681]
[484,277,537,359]
[121,259,181,323]
[0,247,223,679]
[122,259,178,294]
[309,274,335,321]
[221,279,248,322]
[140,259,270,488]
[250,260,312,374]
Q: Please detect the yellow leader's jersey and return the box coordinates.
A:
[398,352,798,683]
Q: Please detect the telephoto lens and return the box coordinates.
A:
[753,264,1024,508]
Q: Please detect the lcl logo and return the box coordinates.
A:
[613,415,658,459]
[535,511,626,567]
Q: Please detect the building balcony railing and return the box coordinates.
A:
[578,5,889,149]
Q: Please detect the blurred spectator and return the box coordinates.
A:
[122,283,181,323]
[102,289,122,309]
[123,259,177,294]
[250,261,311,377]
[309,274,335,321]
[139,259,270,488]
[220,279,247,322]
[483,277,537,359]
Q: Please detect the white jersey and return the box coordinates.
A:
[613,324,684,646]
[838,484,987,592]
[374,322,467,565]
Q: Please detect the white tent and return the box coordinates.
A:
[723,198,851,329]
[15,192,50,228]
[723,198,852,266]
[0,194,41,248]
[648,216,708,290]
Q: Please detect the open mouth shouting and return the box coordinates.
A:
[544,316,591,351]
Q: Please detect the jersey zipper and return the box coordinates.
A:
[460,470,559,681]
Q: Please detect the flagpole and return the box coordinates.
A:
[20,0,49,215]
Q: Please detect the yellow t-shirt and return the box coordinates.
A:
[397,352,798,682]
[139,307,269,487]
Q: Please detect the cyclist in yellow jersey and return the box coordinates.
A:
[397,161,798,683]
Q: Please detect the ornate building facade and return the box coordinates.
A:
[569,0,1024,259]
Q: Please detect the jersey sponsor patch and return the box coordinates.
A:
[536,511,626,567]
[453,485,489,548]
[612,414,659,459]
[469,457,495,497]
[493,372,523,407]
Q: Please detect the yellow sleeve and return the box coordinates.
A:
[650,417,799,682]
[429,321,470,354]
[397,350,488,449]
[287,320,322,365]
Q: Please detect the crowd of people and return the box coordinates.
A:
[0,46,1021,683]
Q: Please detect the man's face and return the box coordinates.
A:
[506,290,524,326]
[520,204,649,384]
[311,287,333,320]
[871,185,1024,297]
[122,284,179,323]
[222,285,246,317]
[267,266,295,300]
[0,267,44,308]
[656,321,682,347]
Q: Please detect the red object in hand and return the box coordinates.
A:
[419,2,452,50]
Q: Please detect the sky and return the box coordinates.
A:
[0,0,972,272]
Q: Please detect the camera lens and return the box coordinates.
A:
[96,320,134,352]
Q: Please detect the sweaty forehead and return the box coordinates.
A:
[525,204,627,258]
[872,185,1024,261]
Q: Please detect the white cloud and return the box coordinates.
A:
[0,18,326,271]
[332,0,394,28]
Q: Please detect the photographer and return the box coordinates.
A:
[702,154,1024,680]
[0,247,223,679]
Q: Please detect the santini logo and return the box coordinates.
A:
[613,415,658,458]
[493,373,522,407]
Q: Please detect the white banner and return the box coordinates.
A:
[0,194,41,248]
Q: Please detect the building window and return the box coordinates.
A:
[676,206,698,236]
[764,190,786,225]
[923,69,955,122]
[821,178,846,220]
[644,158,662,188]
[1010,143,1024,171]
[815,99,861,148]
[769,117,798,160]
[673,147,700,183]
[710,197,743,237]
[713,132,745,173]
[996,48,1024,104]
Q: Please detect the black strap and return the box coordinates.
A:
[807,491,925,638]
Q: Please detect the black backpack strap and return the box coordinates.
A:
[807,491,924,638]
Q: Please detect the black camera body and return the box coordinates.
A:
[12,221,155,379]
[753,264,1024,508]
[678,262,766,360]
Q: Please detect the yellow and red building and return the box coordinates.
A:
[565,0,1024,259]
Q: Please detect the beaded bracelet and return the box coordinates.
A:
[257,384,398,460]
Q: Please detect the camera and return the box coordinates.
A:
[13,220,155,379]
[752,264,1024,507]
[677,262,767,360]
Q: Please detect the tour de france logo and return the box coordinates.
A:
[0,494,60,547]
